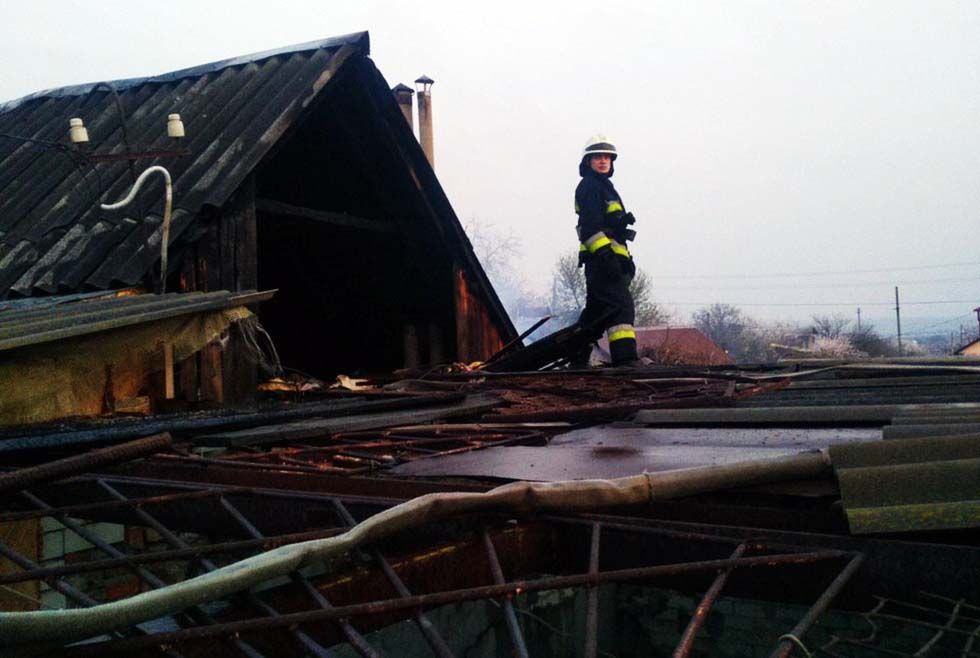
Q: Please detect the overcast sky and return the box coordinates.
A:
[2,1,978,333]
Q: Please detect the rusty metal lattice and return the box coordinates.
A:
[0,469,867,657]
[159,426,547,475]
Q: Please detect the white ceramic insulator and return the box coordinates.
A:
[166,113,185,138]
[68,117,89,144]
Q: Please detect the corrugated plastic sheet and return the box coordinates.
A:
[0,33,369,298]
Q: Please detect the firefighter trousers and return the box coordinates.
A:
[579,255,637,365]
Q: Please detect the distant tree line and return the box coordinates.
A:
[465,224,953,362]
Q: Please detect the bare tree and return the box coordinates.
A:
[465,220,521,282]
[692,303,745,355]
[849,324,897,357]
[810,314,852,339]
[465,219,545,319]
[549,252,669,328]
[630,269,670,326]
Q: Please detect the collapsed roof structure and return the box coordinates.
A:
[1,31,980,658]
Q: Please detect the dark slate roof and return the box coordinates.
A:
[0,32,370,298]
[0,289,274,352]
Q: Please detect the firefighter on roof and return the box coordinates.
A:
[574,134,639,366]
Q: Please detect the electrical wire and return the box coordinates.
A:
[902,312,978,337]
[650,260,980,280]
[0,131,104,208]
[659,299,980,308]
[654,275,980,292]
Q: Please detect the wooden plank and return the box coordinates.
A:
[237,176,258,292]
[454,265,471,363]
[195,395,501,447]
[163,342,175,399]
[177,250,199,401]
[196,217,221,406]
[255,198,401,234]
[220,179,259,405]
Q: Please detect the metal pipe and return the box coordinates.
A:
[333,499,453,658]
[584,522,601,658]
[769,553,865,658]
[673,543,748,658]
[0,541,186,656]
[483,316,552,365]
[21,491,263,657]
[0,485,249,523]
[56,550,852,657]
[220,495,383,658]
[0,528,347,585]
[483,529,530,658]
[0,433,171,495]
[101,483,327,658]
[415,76,434,167]
[101,165,172,294]
[392,84,415,129]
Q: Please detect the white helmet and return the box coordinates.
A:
[582,134,618,160]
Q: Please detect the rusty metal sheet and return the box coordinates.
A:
[387,444,803,481]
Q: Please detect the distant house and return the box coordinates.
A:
[955,338,980,357]
[0,32,516,416]
[596,326,732,366]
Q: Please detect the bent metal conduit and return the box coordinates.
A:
[0,450,832,649]
[100,165,172,294]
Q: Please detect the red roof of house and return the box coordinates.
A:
[598,326,733,366]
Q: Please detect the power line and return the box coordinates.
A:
[654,275,980,291]
[901,312,978,337]
[659,299,979,308]
[650,260,980,280]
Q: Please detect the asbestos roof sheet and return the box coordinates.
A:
[829,434,980,534]
[0,32,369,298]
[0,289,273,352]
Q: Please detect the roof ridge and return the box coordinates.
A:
[0,31,369,114]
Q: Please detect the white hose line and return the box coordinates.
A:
[0,451,830,648]
[101,166,172,294]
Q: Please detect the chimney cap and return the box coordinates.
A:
[415,75,434,84]
[392,83,414,94]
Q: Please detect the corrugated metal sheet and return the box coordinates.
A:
[0,289,273,352]
[0,33,369,298]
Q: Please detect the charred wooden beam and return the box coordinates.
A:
[221,177,259,405]
[256,198,401,234]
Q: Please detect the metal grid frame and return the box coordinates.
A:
[167,426,548,475]
[0,471,866,658]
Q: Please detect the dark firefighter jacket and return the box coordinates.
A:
[574,167,634,264]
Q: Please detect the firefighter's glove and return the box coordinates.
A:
[623,229,637,242]
[623,212,636,225]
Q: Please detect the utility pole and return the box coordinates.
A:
[894,287,903,357]
[856,307,862,332]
